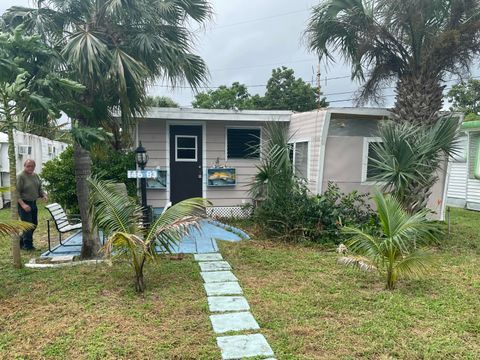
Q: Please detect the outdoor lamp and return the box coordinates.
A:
[135,141,149,225]
[135,142,148,168]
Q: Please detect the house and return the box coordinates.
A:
[136,107,449,220]
[0,130,68,208]
[446,120,480,210]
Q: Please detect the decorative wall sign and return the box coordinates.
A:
[146,169,167,189]
[207,168,236,187]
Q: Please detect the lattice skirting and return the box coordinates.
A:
[207,206,252,219]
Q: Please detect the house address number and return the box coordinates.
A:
[127,170,158,179]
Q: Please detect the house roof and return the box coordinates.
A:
[140,107,292,122]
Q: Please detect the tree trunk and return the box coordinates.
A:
[73,142,100,259]
[6,112,22,269]
[135,272,146,293]
[392,74,445,126]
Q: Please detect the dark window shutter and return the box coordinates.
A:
[227,128,260,159]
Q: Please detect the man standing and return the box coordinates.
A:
[16,159,48,250]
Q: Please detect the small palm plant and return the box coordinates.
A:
[339,190,441,290]
[88,178,209,293]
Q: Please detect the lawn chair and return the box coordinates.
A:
[45,203,82,252]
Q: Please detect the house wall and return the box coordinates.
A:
[137,118,266,209]
[446,134,468,207]
[288,110,326,193]
[320,113,448,220]
[321,115,383,195]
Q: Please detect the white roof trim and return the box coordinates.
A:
[140,107,292,122]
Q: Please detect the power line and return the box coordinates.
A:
[207,9,310,31]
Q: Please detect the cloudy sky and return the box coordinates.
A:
[0,0,475,109]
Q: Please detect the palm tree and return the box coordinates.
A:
[88,178,209,293]
[249,121,295,201]
[305,0,480,125]
[0,28,84,268]
[370,117,459,213]
[3,0,212,259]
[339,190,440,290]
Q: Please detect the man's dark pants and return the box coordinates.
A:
[18,200,38,249]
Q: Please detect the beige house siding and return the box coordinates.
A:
[289,111,326,193]
[137,118,265,208]
[322,136,372,195]
[137,118,169,207]
[205,121,264,207]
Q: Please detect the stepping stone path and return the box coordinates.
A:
[194,253,275,360]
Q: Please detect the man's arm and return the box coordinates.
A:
[16,175,30,211]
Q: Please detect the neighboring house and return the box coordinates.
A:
[136,107,449,220]
[446,120,480,210]
[0,130,68,208]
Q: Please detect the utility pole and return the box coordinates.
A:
[317,60,322,110]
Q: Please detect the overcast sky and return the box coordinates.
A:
[1,0,476,109]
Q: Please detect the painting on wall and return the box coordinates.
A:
[207,168,236,187]
[146,169,167,189]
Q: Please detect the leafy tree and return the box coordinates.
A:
[447,80,480,121]
[305,0,480,126]
[340,190,440,290]
[370,118,459,213]
[41,146,137,213]
[192,82,255,110]
[145,96,179,108]
[192,68,328,111]
[261,67,328,112]
[3,0,212,259]
[0,28,83,267]
[88,177,209,293]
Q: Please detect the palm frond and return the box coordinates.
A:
[394,251,436,279]
[338,255,377,272]
[0,220,34,237]
[88,177,141,236]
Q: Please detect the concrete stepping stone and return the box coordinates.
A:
[204,282,243,296]
[201,271,237,283]
[199,261,231,272]
[194,253,223,261]
[216,334,274,359]
[210,311,259,333]
[208,296,250,312]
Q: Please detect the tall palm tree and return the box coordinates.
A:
[305,0,480,125]
[2,0,212,259]
[340,190,440,290]
[88,178,209,293]
[0,28,84,268]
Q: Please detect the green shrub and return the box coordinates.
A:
[41,146,137,213]
[253,182,375,244]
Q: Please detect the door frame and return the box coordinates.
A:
[166,120,207,202]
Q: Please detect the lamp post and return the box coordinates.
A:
[135,142,149,225]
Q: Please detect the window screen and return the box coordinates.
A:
[289,141,308,179]
[227,128,260,159]
[366,141,382,180]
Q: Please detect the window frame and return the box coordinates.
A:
[288,139,310,180]
[175,135,198,162]
[225,126,262,160]
[361,137,383,184]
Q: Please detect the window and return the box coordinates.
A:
[175,135,197,161]
[289,141,309,179]
[362,137,382,182]
[227,128,260,159]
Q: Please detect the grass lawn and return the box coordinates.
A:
[0,206,479,359]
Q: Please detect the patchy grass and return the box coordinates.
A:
[0,204,219,359]
[1,206,479,359]
[220,207,480,359]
